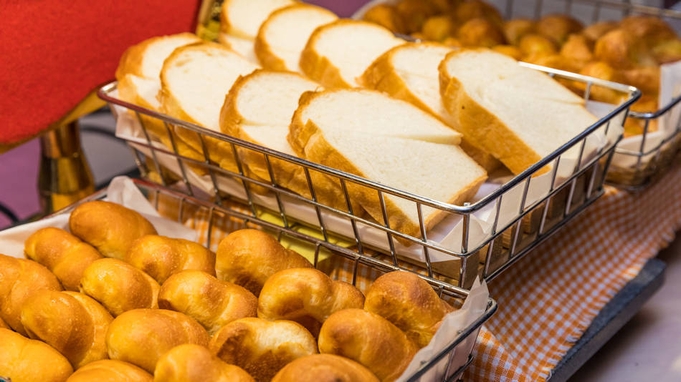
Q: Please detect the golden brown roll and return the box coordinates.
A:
[65,360,152,382]
[24,227,104,291]
[651,37,681,64]
[271,354,379,382]
[535,14,583,46]
[364,271,455,348]
[621,65,661,95]
[215,229,313,296]
[362,4,407,35]
[80,258,160,317]
[492,44,523,60]
[0,328,73,382]
[0,316,8,329]
[594,28,657,69]
[20,290,113,369]
[581,20,618,42]
[577,61,628,104]
[395,0,438,34]
[106,309,210,373]
[257,268,365,337]
[318,309,418,382]
[158,270,258,335]
[504,18,535,46]
[154,344,255,382]
[456,17,506,48]
[560,34,594,64]
[421,15,457,42]
[124,235,216,285]
[69,200,157,260]
[518,33,557,58]
[619,15,677,46]
[0,254,62,335]
[453,0,504,27]
[209,317,318,382]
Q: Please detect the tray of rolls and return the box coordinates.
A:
[356,0,681,189]
[100,0,639,290]
[0,176,495,382]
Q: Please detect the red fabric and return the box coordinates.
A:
[0,0,200,144]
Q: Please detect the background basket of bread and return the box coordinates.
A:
[0,176,495,382]
[100,0,638,290]
[356,0,681,189]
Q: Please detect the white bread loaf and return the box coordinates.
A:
[220,69,363,212]
[289,89,487,239]
[159,41,259,172]
[361,42,501,172]
[255,3,338,72]
[116,33,201,80]
[300,19,405,88]
[439,48,599,175]
[217,33,260,65]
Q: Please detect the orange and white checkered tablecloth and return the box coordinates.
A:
[463,163,681,381]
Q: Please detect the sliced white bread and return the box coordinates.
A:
[220,0,297,40]
[220,69,363,212]
[115,33,202,80]
[439,48,599,175]
[289,88,486,238]
[159,41,260,172]
[361,42,502,172]
[255,3,338,72]
[216,33,261,65]
[300,19,405,88]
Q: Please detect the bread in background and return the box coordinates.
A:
[271,354,379,382]
[0,328,73,382]
[124,234,216,285]
[158,270,258,335]
[154,344,255,382]
[68,200,157,260]
[255,3,338,72]
[24,227,103,291]
[66,360,152,382]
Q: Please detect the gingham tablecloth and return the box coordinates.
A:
[463,163,681,381]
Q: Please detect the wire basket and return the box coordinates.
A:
[99,63,638,290]
[55,178,496,382]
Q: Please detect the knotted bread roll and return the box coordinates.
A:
[215,229,313,296]
[0,254,62,335]
[124,235,216,284]
[20,290,113,369]
[364,271,455,348]
[257,267,365,337]
[271,354,379,382]
[158,270,258,335]
[0,328,73,382]
[69,200,157,259]
[106,309,210,373]
[318,309,418,382]
[80,258,160,317]
[209,317,318,382]
[65,360,152,382]
[154,344,255,382]
[24,227,103,291]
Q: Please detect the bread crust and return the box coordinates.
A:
[0,328,73,381]
[271,354,379,382]
[65,360,153,382]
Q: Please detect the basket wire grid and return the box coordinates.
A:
[58,178,497,382]
[99,64,638,290]
[487,0,681,189]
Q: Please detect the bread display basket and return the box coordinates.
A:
[355,0,681,190]
[99,59,638,291]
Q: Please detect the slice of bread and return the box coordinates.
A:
[300,19,405,88]
[159,42,260,172]
[116,33,202,80]
[439,48,599,175]
[217,33,261,65]
[290,88,486,238]
[361,42,502,172]
[220,69,363,212]
[255,3,338,72]
[220,0,297,40]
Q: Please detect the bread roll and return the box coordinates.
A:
[0,328,73,382]
[0,316,8,329]
[364,271,455,348]
[257,267,365,337]
[158,270,258,335]
[0,254,62,335]
[594,28,657,69]
[106,309,210,373]
[318,309,418,382]
[271,354,379,382]
[154,344,255,382]
[215,229,313,296]
[535,14,583,46]
[124,235,216,285]
[65,360,152,382]
[69,201,157,260]
[210,317,318,382]
[80,258,160,317]
[24,227,103,291]
[20,290,113,369]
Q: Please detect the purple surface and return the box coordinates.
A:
[309,0,369,16]
[0,139,41,229]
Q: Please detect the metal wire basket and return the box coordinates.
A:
[57,178,496,382]
[99,63,638,290]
